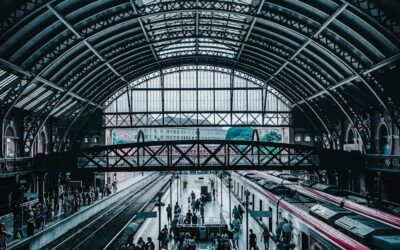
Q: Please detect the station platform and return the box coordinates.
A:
[6,172,151,247]
[133,173,270,250]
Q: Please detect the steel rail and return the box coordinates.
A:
[47,173,164,250]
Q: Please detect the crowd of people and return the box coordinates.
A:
[9,181,119,240]
[124,184,273,250]
[184,191,205,224]
[128,236,156,250]
[60,183,116,216]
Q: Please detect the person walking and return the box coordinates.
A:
[195,199,200,213]
[190,191,195,201]
[233,217,241,232]
[249,229,257,250]
[233,230,240,249]
[191,199,196,213]
[261,227,271,250]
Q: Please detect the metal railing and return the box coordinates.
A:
[364,154,400,172]
[0,157,33,173]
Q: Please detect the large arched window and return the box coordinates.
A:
[36,131,47,154]
[104,66,291,128]
[347,129,355,144]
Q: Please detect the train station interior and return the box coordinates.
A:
[0,0,400,249]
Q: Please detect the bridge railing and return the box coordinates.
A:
[364,154,400,172]
[77,154,320,169]
[34,140,360,172]
[0,157,33,173]
[72,140,325,171]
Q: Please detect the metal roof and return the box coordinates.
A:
[0,0,399,149]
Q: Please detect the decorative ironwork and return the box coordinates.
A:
[103,112,290,128]
[34,140,362,172]
[0,0,399,154]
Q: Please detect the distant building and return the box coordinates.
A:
[106,117,226,145]
[255,127,289,143]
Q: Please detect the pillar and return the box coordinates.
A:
[38,173,45,204]
[337,170,348,190]
[391,122,400,155]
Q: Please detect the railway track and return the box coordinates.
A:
[43,174,170,250]
[103,184,168,249]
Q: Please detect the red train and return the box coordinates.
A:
[255,171,400,230]
[231,171,400,249]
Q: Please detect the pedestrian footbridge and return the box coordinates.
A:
[34,140,361,172]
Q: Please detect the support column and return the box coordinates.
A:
[391,122,400,155]
[337,170,348,190]
[359,170,366,193]
[38,173,45,204]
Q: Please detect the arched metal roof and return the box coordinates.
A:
[0,0,399,151]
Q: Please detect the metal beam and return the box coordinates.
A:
[46,4,127,83]
[266,3,348,82]
[35,140,361,172]
[296,52,400,104]
[0,58,97,106]
[130,0,159,63]
[235,0,265,62]
[195,2,199,56]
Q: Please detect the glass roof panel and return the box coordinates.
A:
[140,0,253,5]
[105,66,291,114]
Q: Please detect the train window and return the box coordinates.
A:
[259,200,263,221]
[241,186,243,200]
[268,207,272,232]
[301,232,309,250]
[314,245,322,250]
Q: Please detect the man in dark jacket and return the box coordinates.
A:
[166,204,172,222]
[249,229,257,250]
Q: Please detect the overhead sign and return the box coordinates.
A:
[249,210,272,218]
[136,211,157,219]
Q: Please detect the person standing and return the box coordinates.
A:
[191,199,196,213]
[146,237,155,250]
[232,206,239,220]
[166,204,172,222]
[174,202,180,215]
[249,229,257,250]
[199,204,205,222]
[0,223,12,250]
[212,188,216,201]
[27,216,36,237]
[137,237,146,250]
